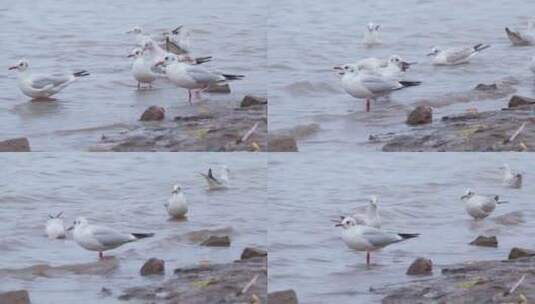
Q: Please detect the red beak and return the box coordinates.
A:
[155,61,164,67]
[8,66,17,70]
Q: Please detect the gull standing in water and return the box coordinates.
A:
[335,216,419,265]
[505,19,535,46]
[363,22,381,47]
[46,212,66,239]
[352,196,381,228]
[460,189,506,220]
[68,217,153,259]
[9,59,89,99]
[427,44,491,65]
[128,48,164,89]
[200,166,230,190]
[163,25,192,54]
[127,26,154,46]
[338,55,415,79]
[156,54,244,104]
[501,164,522,189]
[165,184,188,218]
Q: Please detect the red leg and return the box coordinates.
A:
[366,99,370,112]
[99,252,103,259]
[366,251,370,265]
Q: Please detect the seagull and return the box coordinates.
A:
[427,44,491,65]
[352,196,381,228]
[501,164,522,189]
[335,216,419,265]
[126,26,154,46]
[164,184,188,218]
[505,19,535,46]
[338,55,415,79]
[45,212,66,239]
[162,25,192,54]
[200,166,230,190]
[156,54,244,104]
[68,217,154,259]
[460,189,506,220]
[363,22,381,46]
[8,59,89,99]
[128,48,164,89]
[334,64,421,112]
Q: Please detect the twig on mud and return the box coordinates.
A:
[237,274,259,296]
[504,274,526,296]
[504,122,527,144]
[237,122,259,144]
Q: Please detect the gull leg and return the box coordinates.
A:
[366,251,370,265]
[137,82,141,89]
[188,90,192,105]
[99,252,103,259]
[366,99,370,112]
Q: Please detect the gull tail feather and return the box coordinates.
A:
[399,81,422,87]
[398,233,420,240]
[131,233,154,239]
[73,70,90,77]
[474,44,491,52]
[222,74,245,81]
[195,56,213,65]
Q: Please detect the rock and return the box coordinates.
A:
[406,105,432,125]
[492,211,524,225]
[139,106,165,121]
[140,258,165,276]
[0,138,30,152]
[205,84,231,94]
[406,257,432,275]
[240,95,267,108]
[508,247,535,260]
[268,290,298,304]
[508,95,535,108]
[268,135,298,152]
[241,247,267,260]
[469,235,498,248]
[200,236,231,247]
[474,83,498,91]
[0,290,30,304]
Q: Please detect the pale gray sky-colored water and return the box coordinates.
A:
[269,153,535,304]
[0,153,267,303]
[268,0,535,151]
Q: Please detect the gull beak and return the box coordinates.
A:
[8,66,17,70]
[154,61,165,67]
[426,52,435,56]
[127,54,135,58]
[66,226,74,231]
[333,66,343,70]
[460,195,468,200]
[334,223,343,227]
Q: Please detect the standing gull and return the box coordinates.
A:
[363,22,381,46]
[336,216,419,265]
[460,189,506,220]
[9,59,89,99]
[68,217,153,259]
[502,164,522,189]
[427,44,491,65]
[338,55,414,79]
[128,48,164,89]
[352,196,381,228]
[505,19,535,46]
[163,25,192,54]
[200,166,230,190]
[46,212,66,239]
[165,184,188,218]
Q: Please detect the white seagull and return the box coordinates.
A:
[363,22,381,46]
[427,44,491,65]
[334,64,421,112]
[163,25,192,54]
[128,48,164,89]
[341,55,414,79]
[352,196,381,228]
[68,217,153,259]
[336,216,419,265]
[156,54,244,104]
[501,164,522,189]
[45,212,66,239]
[164,184,188,218]
[126,26,154,46]
[200,166,230,190]
[505,19,535,46]
[460,189,506,220]
[8,59,89,99]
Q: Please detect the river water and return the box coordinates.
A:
[0,153,267,303]
[268,153,535,303]
[0,0,267,151]
[268,0,535,151]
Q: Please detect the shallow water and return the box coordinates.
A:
[0,153,266,303]
[268,0,535,151]
[0,0,267,151]
[268,153,535,303]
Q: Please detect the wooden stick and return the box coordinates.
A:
[504,122,526,144]
[237,122,259,144]
[504,274,526,296]
[237,274,259,296]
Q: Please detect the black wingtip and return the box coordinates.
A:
[208,168,214,178]
[222,74,245,81]
[73,70,90,77]
[398,233,420,240]
[132,233,154,239]
[399,81,422,87]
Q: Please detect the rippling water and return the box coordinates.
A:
[0,0,267,151]
[268,153,535,303]
[0,153,266,303]
[268,0,535,151]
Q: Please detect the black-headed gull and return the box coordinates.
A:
[352,196,381,228]
[9,59,89,99]
[162,25,191,54]
[501,164,522,189]
[45,212,66,239]
[460,190,506,220]
[363,22,381,46]
[505,19,535,46]
[427,44,491,65]
[337,55,415,79]
[68,217,153,259]
[200,166,230,190]
[335,216,419,265]
[128,48,164,89]
[164,184,188,218]
[156,54,244,104]
[127,26,155,46]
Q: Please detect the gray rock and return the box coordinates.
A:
[0,138,30,152]
[140,106,165,121]
[406,257,432,275]
[205,84,231,94]
[268,289,298,304]
[241,247,267,260]
[200,236,231,247]
[140,258,165,276]
[508,247,535,260]
[0,290,30,304]
[407,105,433,125]
[241,95,267,108]
[474,83,498,91]
[469,235,498,247]
[508,95,535,108]
[268,135,298,152]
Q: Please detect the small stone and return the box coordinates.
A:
[407,105,433,125]
[268,135,298,152]
[508,95,535,108]
[140,258,165,276]
[474,83,498,91]
[406,257,433,275]
[0,290,30,304]
[0,138,30,152]
[140,106,165,121]
[508,247,535,260]
[241,247,267,260]
[205,84,231,94]
[240,95,267,108]
[268,290,298,304]
[200,236,231,247]
[469,235,498,248]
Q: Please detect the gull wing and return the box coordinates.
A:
[91,226,132,247]
[185,66,222,85]
[30,73,71,89]
[444,47,474,64]
[360,227,400,247]
[360,75,399,94]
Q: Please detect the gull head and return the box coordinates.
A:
[172,184,182,194]
[388,55,414,72]
[142,40,156,51]
[156,54,178,67]
[427,47,440,56]
[8,59,29,72]
[461,189,475,201]
[335,216,357,229]
[127,26,143,34]
[369,195,378,207]
[367,22,380,32]
[67,216,89,231]
[333,64,356,75]
[127,48,143,59]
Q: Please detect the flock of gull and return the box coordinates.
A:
[335,19,535,112]
[8,25,244,104]
[334,164,523,265]
[44,166,230,258]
